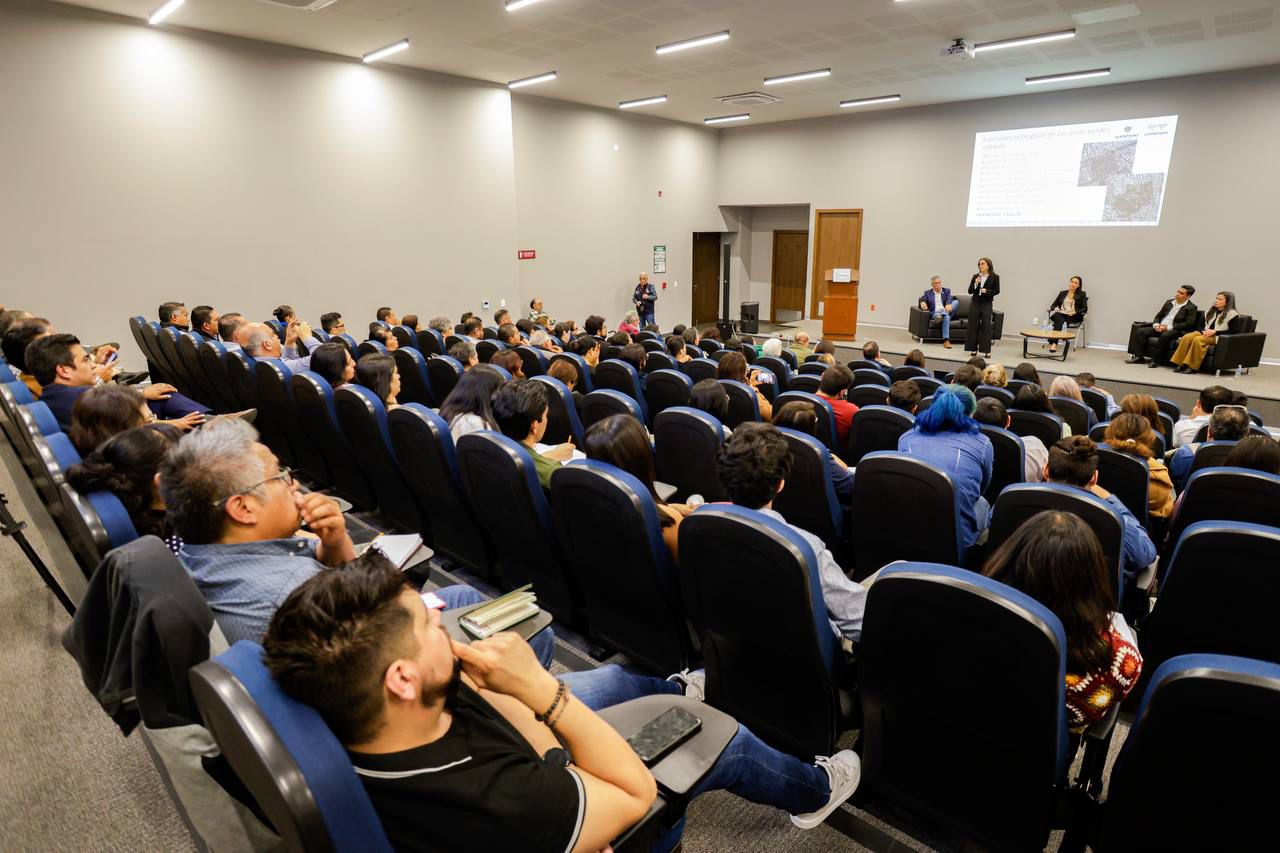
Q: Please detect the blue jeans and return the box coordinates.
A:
[560,665,830,850]
[932,300,958,339]
[436,584,556,669]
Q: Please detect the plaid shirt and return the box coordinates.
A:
[179,538,324,644]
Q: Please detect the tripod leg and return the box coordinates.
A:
[0,492,76,617]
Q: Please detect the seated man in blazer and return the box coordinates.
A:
[1126,285,1199,366]
[919,276,958,348]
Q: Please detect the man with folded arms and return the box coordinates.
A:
[263,555,861,852]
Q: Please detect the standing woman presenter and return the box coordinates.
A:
[965,257,1000,358]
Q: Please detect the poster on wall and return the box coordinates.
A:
[653,245,667,274]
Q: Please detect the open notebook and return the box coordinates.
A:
[458,585,540,640]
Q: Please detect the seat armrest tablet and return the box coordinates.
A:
[597,695,737,798]
[439,600,553,645]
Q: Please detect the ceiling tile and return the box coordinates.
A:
[865,12,920,29]
[570,27,622,43]
[540,36,587,51]
[600,16,656,34]
[499,28,552,44]
[562,6,621,24]
[991,3,1053,23]
[840,32,890,47]
[889,24,939,39]
[919,1,981,20]
[509,45,556,58]
[775,31,826,46]
[824,21,868,37]
[471,37,520,52]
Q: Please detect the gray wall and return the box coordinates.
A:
[718,65,1280,356]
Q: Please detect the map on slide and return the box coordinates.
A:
[967,115,1178,227]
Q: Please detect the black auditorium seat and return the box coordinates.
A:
[653,407,727,503]
[333,385,429,535]
[291,372,375,510]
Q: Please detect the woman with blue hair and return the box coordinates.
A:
[897,384,994,549]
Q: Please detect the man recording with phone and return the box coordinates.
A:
[264,555,860,853]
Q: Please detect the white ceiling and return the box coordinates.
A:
[54,0,1280,126]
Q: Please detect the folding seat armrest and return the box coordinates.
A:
[597,695,737,800]
[1073,702,1121,800]
[612,796,669,852]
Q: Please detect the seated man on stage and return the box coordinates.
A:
[919,276,958,349]
[1125,285,1198,367]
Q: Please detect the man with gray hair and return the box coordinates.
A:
[529,328,562,354]
[448,339,479,369]
[919,276,957,349]
[242,321,312,373]
[428,316,452,335]
[162,420,530,652]
[1168,403,1252,491]
[761,337,784,358]
[786,331,814,361]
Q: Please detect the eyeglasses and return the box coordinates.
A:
[213,466,293,506]
[1213,405,1248,414]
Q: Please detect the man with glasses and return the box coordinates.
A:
[1168,404,1251,491]
[160,421,556,662]
[24,333,206,430]
[1126,285,1199,366]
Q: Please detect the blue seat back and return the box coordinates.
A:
[581,389,643,432]
[911,375,942,397]
[515,345,548,378]
[774,390,837,450]
[474,339,505,364]
[860,563,1068,852]
[1166,467,1280,552]
[772,427,842,546]
[357,340,389,359]
[199,642,393,853]
[1050,396,1093,437]
[643,368,692,416]
[786,374,821,394]
[653,407,726,503]
[291,373,375,509]
[551,460,691,674]
[848,383,890,410]
[678,504,839,759]
[679,357,717,384]
[416,328,445,356]
[391,347,434,407]
[848,405,915,464]
[975,384,1015,407]
[86,489,140,550]
[22,401,60,436]
[391,326,416,350]
[333,386,426,534]
[1008,409,1064,451]
[718,379,759,429]
[595,360,650,422]
[978,424,1027,504]
[531,375,585,446]
[426,355,463,404]
[549,352,592,392]
[851,452,962,577]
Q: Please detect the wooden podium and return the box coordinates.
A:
[821,268,859,341]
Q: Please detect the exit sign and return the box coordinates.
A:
[517,249,536,260]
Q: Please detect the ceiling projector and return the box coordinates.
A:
[940,38,976,60]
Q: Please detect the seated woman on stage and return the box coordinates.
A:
[1047,276,1088,353]
[1103,414,1175,520]
[1170,291,1243,374]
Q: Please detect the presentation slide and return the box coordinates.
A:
[966,115,1178,227]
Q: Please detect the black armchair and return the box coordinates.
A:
[908,293,1005,344]
[1201,314,1265,375]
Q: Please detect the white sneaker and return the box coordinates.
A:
[666,668,706,702]
[790,750,861,829]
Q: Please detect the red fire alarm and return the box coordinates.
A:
[658,190,663,198]
[661,281,667,290]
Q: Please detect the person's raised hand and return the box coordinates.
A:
[142,383,176,400]
[161,412,206,431]
[285,321,299,346]
[94,344,118,365]
[295,491,348,550]
[451,632,556,708]
[297,321,312,341]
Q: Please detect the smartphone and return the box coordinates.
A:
[625,706,701,766]
[105,351,119,364]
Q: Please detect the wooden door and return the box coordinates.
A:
[809,210,862,320]
[770,230,808,322]
[691,232,720,327]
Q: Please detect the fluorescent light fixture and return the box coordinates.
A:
[974,28,1075,53]
[839,94,901,108]
[1025,67,1111,85]
[505,0,547,10]
[656,30,730,55]
[705,113,750,125]
[508,71,557,89]
[148,0,184,25]
[362,39,410,63]
[763,68,832,86]
[619,95,668,109]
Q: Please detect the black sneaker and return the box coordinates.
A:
[1126,356,1145,364]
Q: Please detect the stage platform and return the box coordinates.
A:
[745,318,1280,422]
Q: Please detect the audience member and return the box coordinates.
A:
[716,352,772,421]
[449,340,479,369]
[1075,372,1121,417]
[68,424,182,548]
[903,349,925,368]
[966,355,987,371]
[67,383,199,454]
[1224,435,1280,475]
[718,424,867,644]
[528,297,550,324]
[1170,291,1242,374]
[666,335,690,363]
[571,336,600,373]
[583,415,692,559]
[529,329,562,354]
[401,314,420,332]
[376,307,399,326]
[760,337,783,358]
[1042,437,1157,583]
[619,342,647,380]
[982,511,1141,731]
[1011,362,1041,385]
[584,315,607,338]
[1103,414,1175,519]
[773,401,852,508]
[981,363,1008,387]
[682,327,702,349]
[606,331,630,349]
[898,385,993,549]
[671,323,688,338]
[816,365,856,445]
[492,380,574,490]
[490,349,525,379]
[427,316,451,335]
[1118,394,1162,437]
[261,557,859,853]
[219,312,248,348]
[463,317,484,340]
[552,322,573,346]
[951,364,982,392]
[369,326,399,351]
[4,317,56,392]
[26,334,207,430]
[309,342,355,390]
[973,397,1045,483]
[689,379,730,428]
[1048,376,1099,429]
[887,380,921,415]
[243,322,312,372]
[497,323,521,346]
[1013,384,1069,437]
[493,308,512,328]
[861,340,891,369]
[1172,384,1232,447]
[1168,404,1250,491]
[355,353,400,409]
[440,365,503,441]
[320,312,346,336]
[702,328,721,342]
[617,312,641,335]
[158,301,189,331]
[190,305,220,342]
[516,319,536,340]
[546,359,584,417]
[786,332,814,361]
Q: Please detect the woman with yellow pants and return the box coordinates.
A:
[1170,291,1242,374]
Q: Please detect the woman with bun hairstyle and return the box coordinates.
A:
[67,424,183,550]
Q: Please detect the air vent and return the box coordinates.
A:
[716,91,781,107]
[255,0,340,10]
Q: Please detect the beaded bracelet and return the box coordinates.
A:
[547,691,571,730]
[535,680,566,724]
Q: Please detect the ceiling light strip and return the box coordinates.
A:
[619,95,669,109]
[839,94,901,108]
[656,30,730,55]
[973,28,1075,53]
[363,39,410,64]
[763,68,832,86]
[508,71,557,89]
[1025,67,1111,85]
[705,113,750,125]
[148,0,184,25]
[504,0,546,11]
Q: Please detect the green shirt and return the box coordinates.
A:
[527,445,561,491]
